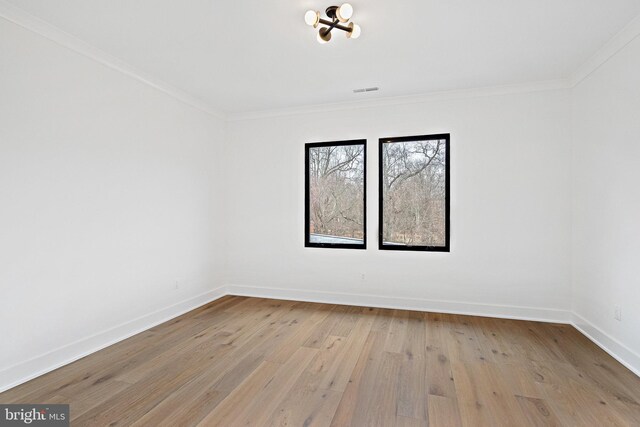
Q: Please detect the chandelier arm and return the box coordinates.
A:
[318,18,352,33]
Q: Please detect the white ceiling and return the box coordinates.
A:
[6,0,640,113]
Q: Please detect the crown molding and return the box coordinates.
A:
[0,1,226,121]
[228,9,640,123]
[226,79,570,122]
[3,0,639,122]
[569,13,640,88]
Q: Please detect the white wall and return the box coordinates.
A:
[225,90,573,318]
[571,35,640,366]
[0,19,226,388]
[3,4,637,391]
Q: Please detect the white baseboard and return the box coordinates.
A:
[571,313,640,378]
[227,285,640,377]
[0,286,228,393]
[3,285,637,393]
[227,285,640,378]
[226,284,572,324]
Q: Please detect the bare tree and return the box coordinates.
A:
[309,145,364,239]
[382,139,446,245]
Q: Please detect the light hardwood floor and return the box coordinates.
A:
[1,296,640,426]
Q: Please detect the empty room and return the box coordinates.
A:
[1,0,639,425]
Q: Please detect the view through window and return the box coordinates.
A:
[379,134,450,251]
[305,140,366,248]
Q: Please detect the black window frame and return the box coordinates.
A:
[378,133,450,252]
[305,139,367,250]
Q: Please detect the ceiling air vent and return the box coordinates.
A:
[353,87,379,93]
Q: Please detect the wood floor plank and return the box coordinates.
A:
[65,379,132,421]
[317,314,376,392]
[265,305,334,363]
[425,313,458,399]
[193,360,281,426]
[329,330,386,426]
[197,346,318,426]
[329,305,364,337]
[1,296,639,427]
[445,314,488,364]
[2,317,216,404]
[515,395,561,427]
[396,414,428,427]
[130,377,225,426]
[352,351,404,426]
[397,311,428,420]
[428,394,463,427]
[384,309,409,353]
[303,305,349,348]
[264,369,343,427]
[72,341,234,425]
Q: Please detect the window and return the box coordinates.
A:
[305,140,366,249]
[379,134,450,251]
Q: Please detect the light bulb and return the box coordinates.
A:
[347,23,361,39]
[336,3,353,22]
[304,10,319,27]
[317,33,329,44]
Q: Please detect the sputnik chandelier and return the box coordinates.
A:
[304,4,361,43]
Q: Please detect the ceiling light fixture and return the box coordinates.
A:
[304,4,361,43]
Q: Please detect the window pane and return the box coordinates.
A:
[380,135,449,251]
[306,141,366,248]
